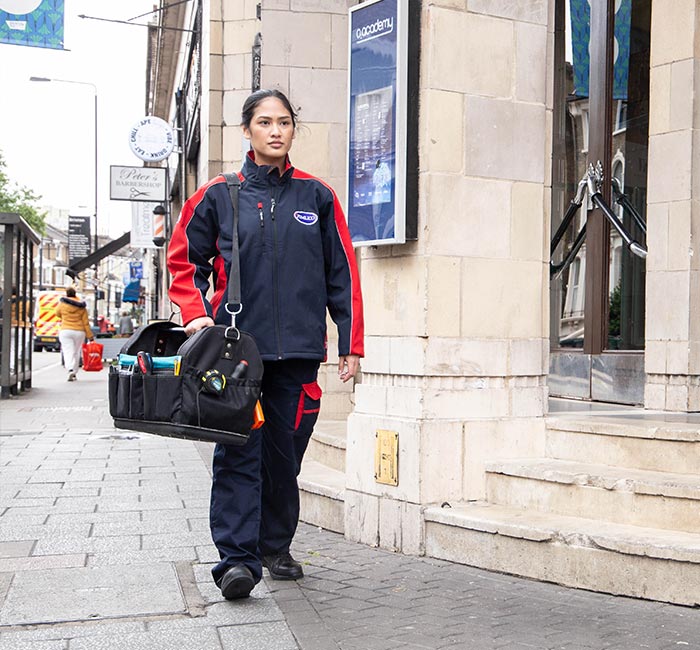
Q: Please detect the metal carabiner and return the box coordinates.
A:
[225,302,243,328]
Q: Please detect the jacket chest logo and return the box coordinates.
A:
[294,211,318,225]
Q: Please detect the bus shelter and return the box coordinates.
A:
[1,213,40,398]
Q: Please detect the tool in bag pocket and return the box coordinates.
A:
[201,369,227,395]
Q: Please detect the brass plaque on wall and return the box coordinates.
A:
[374,429,398,486]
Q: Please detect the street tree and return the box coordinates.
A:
[0,150,47,235]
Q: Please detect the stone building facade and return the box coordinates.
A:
[146,0,700,604]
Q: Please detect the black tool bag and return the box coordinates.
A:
[108,322,262,445]
[108,173,263,446]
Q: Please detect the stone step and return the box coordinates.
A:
[307,420,347,472]
[546,416,700,474]
[423,501,700,606]
[485,458,700,534]
[298,458,345,534]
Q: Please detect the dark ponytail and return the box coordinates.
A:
[241,89,297,129]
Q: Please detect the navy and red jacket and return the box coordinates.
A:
[167,152,364,362]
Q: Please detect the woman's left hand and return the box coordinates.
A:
[338,355,360,383]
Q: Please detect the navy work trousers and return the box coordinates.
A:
[209,358,322,585]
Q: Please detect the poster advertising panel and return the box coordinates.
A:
[347,0,408,246]
[0,0,64,50]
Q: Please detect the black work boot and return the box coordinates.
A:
[262,552,304,580]
[219,564,255,600]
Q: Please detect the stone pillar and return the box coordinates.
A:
[644,0,700,411]
[261,0,355,419]
[345,1,551,553]
[220,2,259,175]
[202,0,356,376]
[200,1,222,179]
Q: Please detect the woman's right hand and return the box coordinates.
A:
[185,316,215,336]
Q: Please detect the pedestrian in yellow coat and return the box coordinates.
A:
[55,286,94,382]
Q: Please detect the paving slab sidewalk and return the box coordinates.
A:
[0,358,298,650]
[3,357,700,650]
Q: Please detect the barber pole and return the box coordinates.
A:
[153,205,166,247]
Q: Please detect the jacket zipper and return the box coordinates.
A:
[270,192,283,359]
[257,201,264,243]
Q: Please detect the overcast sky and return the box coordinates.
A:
[0,0,161,238]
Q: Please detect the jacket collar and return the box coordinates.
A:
[60,296,86,308]
[241,150,294,186]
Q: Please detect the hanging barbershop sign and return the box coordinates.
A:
[128,116,175,162]
[110,165,167,202]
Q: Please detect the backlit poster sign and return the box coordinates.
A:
[347,0,408,246]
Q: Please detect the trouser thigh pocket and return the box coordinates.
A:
[294,381,322,438]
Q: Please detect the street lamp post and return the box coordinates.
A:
[29,76,100,327]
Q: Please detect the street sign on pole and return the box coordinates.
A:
[68,215,91,267]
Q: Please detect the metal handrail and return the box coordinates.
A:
[586,165,647,259]
[550,164,647,278]
[550,173,588,278]
[550,177,587,257]
[611,177,647,236]
[590,192,647,259]
[551,222,586,278]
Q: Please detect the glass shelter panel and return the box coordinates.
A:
[0,228,4,374]
[0,214,39,397]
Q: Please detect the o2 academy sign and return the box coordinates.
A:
[354,15,394,44]
[110,165,167,202]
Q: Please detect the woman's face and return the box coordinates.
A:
[242,97,295,168]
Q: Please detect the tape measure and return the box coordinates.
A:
[201,369,226,395]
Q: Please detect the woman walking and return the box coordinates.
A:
[55,286,94,382]
[168,89,364,600]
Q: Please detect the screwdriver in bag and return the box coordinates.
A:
[232,360,248,378]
